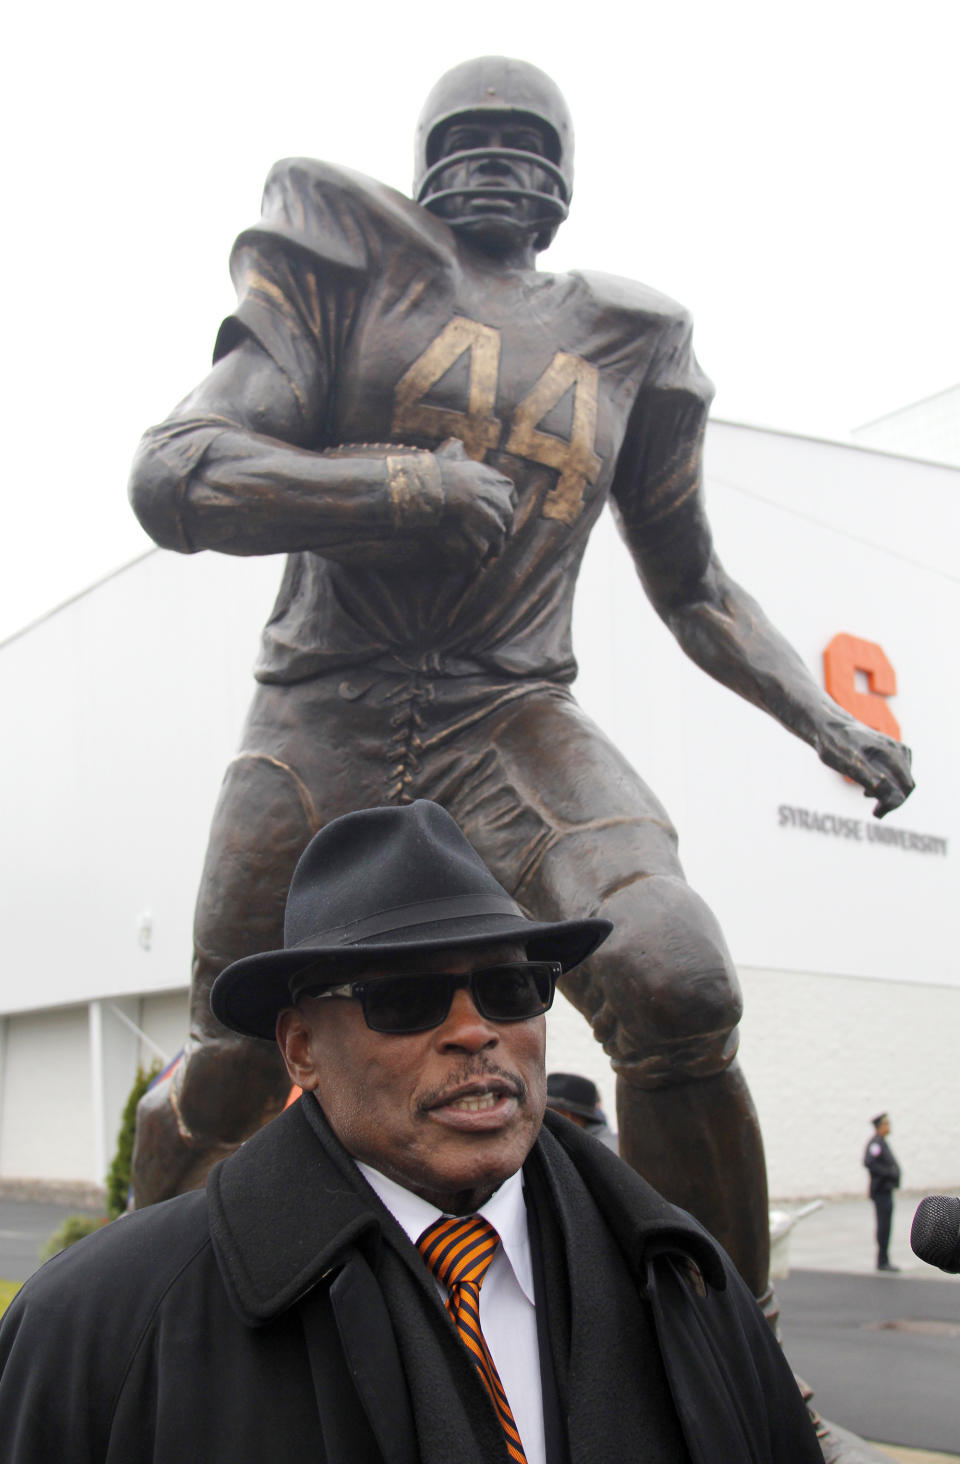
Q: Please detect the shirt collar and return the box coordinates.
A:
[356,1161,535,1305]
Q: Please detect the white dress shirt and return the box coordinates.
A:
[356,1162,546,1464]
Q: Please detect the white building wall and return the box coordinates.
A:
[139,990,190,1070]
[0,1007,93,1180]
[852,383,960,468]
[737,967,960,1200]
[0,552,279,1184]
[0,551,282,1016]
[1,423,956,1195]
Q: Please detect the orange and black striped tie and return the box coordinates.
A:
[417,1215,527,1464]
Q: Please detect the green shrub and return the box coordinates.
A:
[0,1279,21,1318]
[105,1060,162,1218]
[39,1214,109,1261]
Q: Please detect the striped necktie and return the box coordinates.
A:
[417,1214,528,1464]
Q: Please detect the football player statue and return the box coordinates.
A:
[129,57,912,1314]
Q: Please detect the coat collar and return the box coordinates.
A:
[207,1096,389,1325]
[207,1096,727,1327]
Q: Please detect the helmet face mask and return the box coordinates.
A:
[413,57,574,253]
[418,117,569,252]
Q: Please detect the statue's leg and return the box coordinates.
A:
[437,682,768,1294]
[131,665,433,1203]
[132,669,439,1205]
[617,1073,769,1294]
[132,747,319,1205]
[563,876,769,1296]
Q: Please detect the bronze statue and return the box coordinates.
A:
[128,57,913,1307]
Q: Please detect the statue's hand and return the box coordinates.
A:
[816,715,915,818]
[435,439,517,564]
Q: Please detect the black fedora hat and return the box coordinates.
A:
[211,800,612,1039]
[546,1072,604,1122]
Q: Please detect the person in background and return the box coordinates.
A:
[545,1071,618,1152]
[864,1112,901,1272]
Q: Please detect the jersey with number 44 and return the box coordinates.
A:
[215,159,714,685]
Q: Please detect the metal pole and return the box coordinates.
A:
[106,1003,171,1066]
[88,1000,106,1183]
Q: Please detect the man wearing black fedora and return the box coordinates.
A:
[546,1072,619,1152]
[0,801,820,1463]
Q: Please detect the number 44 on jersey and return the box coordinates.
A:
[392,315,602,526]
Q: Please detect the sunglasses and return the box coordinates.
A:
[305,960,561,1034]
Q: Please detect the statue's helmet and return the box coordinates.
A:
[413,56,574,251]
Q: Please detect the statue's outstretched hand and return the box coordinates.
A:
[816,715,915,818]
[435,439,517,565]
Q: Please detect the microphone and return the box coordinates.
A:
[910,1195,960,1273]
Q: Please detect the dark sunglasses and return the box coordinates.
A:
[306,960,561,1034]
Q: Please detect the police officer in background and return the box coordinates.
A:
[864,1112,901,1272]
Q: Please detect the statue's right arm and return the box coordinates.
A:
[128,337,516,565]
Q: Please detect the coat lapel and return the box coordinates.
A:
[207,1095,384,1324]
[208,1097,423,1464]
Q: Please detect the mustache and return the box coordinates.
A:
[417,1060,525,1113]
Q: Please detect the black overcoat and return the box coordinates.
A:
[0,1099,820,1463]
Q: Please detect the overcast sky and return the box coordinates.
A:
[2,0,956,642]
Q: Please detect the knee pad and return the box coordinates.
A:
[560,874,743,1088]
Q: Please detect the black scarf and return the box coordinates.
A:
[293,1099,691,1464]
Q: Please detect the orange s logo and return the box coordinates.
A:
[823,633,901,740]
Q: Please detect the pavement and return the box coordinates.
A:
[774,1191,959,1462]
[1,1188,957,1459]
[780,1189,957,1281]
[0,1195,104,1281]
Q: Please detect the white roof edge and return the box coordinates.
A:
[710,414,960,473]
[854,380,960,431]
[0,547,160,652]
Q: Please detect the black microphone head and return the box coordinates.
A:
[910,1195,960,1272]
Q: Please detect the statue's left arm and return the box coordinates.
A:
[609,315,914,818]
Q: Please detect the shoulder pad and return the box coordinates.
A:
[234,157,454,277]
[571,269,693,329]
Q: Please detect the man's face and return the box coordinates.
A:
[428,113,557,252]
[277,943,547,1214]
[878,1117,891,1137]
